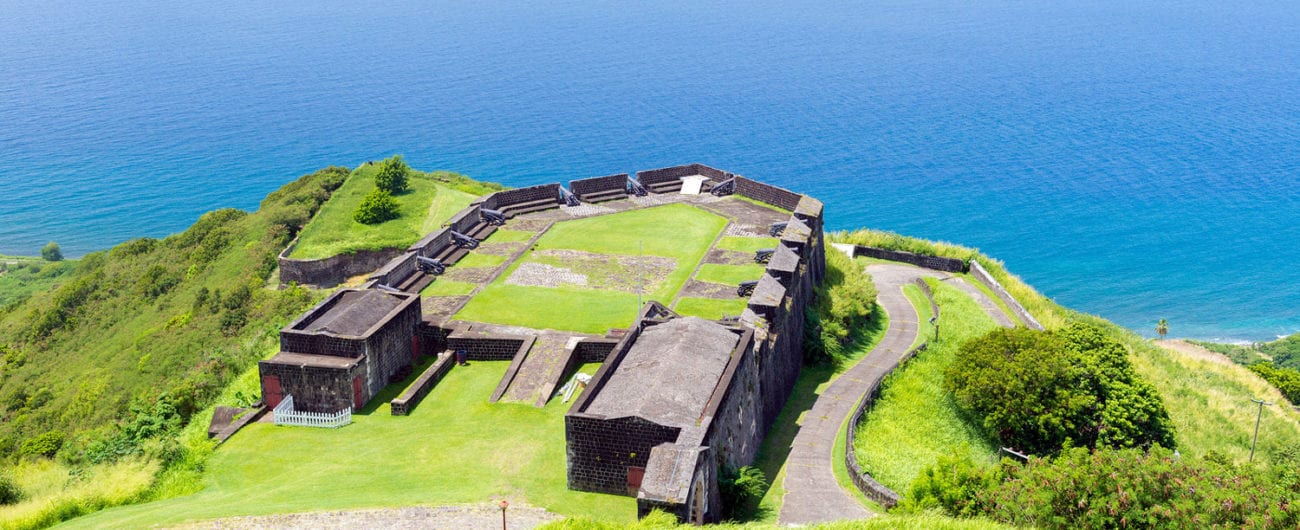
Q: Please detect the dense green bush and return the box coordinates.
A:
[41,242,63,262]
[373,155,410,194]
[945,322,1174,455]
[20,430,65,458]
[804,247,878,364]
[135,265,181,300]
[900,450,1000,517]
[1249,362,1300,405]
[353,188,400,224]
[718,465,768,521]
[0,471,21,505]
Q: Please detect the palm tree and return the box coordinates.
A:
[1155,319,1169,340]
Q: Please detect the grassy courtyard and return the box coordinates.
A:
[456,204,728,333]
[59,362,631,529]
[289,164,479,259]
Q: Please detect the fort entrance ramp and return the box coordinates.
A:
[492,334,583,407]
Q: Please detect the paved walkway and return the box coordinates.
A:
[777,263,1013,526]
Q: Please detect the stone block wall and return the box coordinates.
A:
[575,338,619,363]
[481,183,562,211]
[417,324,450,356]
[565,415,683,495]
[445,204,483,234]
[368,251,419,287]
[969,260,1044,330]
[278,240,404,289]
[258,361,358,413]
[445,332,529,361]
[734,176,802,212]
[390,352,455,416]
[700,333,762,470]
[853,245,967,273]
[359,300,422,399]
[637,445,720,524]
[569,174,629,198]
[280,330,365,359]
[409,228,453,257]
[635,163,731,188]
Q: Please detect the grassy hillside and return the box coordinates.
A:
[0,166,353,528]
[0,257,78,311]
[834,229,1300,464]
[288,163,501,259]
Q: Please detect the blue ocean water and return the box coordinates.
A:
[1,0,1297,341]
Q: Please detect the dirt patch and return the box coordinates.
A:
[679,279,742,299]
[169,503,560,530]
[422,295,471,319]
[704,248,757,265]
[477,240,528,257]
[505,249,675,293]
[444,266,501,283]
[506,219,552,232]
[698,198,791,227]
[724,224,766,238]
[1156,339,1235,366]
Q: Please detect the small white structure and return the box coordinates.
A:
[273,395,352,428]
[679,175,711,195]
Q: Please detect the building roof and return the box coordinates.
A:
[297,289,408,336]
[264,351,360,370]
[584,317,740,428]
[638,443,707,503]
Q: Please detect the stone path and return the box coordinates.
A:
[777,263,1014,526]
[501,334,575,407]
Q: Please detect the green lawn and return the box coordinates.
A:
[456,204,727,333]
[455,252,507,269]
[673,297,748,320]
[852,280,1001,493]
[716,236,780,253]
[59,362,633,529]
[695,263,767,286]
[289,165,478,259]
[420,279,477,297]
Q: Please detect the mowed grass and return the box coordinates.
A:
[59,362,634,529]
[695,263,767,285]
[455,252,507,269]
[716,236,779,253]
[289,165,477,259]
[673,297,748,320]
[456,204,727,333]
[853,280,1001,493]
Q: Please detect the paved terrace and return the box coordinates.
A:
[777,263,1015,525]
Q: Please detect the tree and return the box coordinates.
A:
[41,241,62,262]
[374,155,410,194]
[353,188,400,224]
[1155,318,1168,340]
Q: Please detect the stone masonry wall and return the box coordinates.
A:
[853,245,967,273]
[481,183,562,211]
[569,174,629,198]
[258,361,358,414]
[445,333,528,361]
[635,163,730,187]
[278,240,403,289]
[734,177,802,212]
[565,415,682,495]
[701,337,763,470]
[360,300,421,400]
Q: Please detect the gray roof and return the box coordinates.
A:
[767,245,801,273]
[584,317,740,428]
[300,290,406,336]
[264,351,360,370]
[638,444,707,503]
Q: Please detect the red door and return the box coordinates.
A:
[352,376,364,410]
[411,335,420,362]
[627,466,645,495]
[263,375,283,408]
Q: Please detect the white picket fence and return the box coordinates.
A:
[272,395,352,428]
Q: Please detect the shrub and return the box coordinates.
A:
[0,471,22,505]
[900,450,1001,517]
[353,188,400,224]
[718,465,768,521]
[945,322,1174,455]
[135,265,181,300]
[20,430,65,458]
[374,155,410,194]
[804,248,878,364]
[1249,362,1300,405]
[41,241,63,261]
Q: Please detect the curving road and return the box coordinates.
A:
[777,263,1013,525]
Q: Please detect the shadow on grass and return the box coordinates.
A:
[355,354,442,416]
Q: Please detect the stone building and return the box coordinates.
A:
[259,288,421,413]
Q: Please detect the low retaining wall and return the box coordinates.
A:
[735,176,802,212]
[575,338,619,363]
[446,332,534,361]
[635,163,730,188]
[570,174,629,198]
[481,183,562,212]
[969,260,1044,330]
[851,245,966,273]
[278,238,404,288]
[391,352,455,416]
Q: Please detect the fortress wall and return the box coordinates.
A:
[969,260,1044,330]
[570,174,629,198]
[852,245,966,273]
[565,415,683,495]
[445,204,483,234]
[359,300,422,400]
[481,183,562,212]
[258,361,359,414]
[700,333,763,470]
[368,251,419,287]
[278,238,403,288]
[734,177,802,212]
[635,163,732,187]
[445,332,531,361]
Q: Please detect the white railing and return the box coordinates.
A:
[272,395,352,428]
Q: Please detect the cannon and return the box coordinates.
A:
[375,283,402,293]
[710,177,736,197]
[417,256,446,275]
[451,230,479,249]
[737,280,758,297]
[753,248,776,264]
[559,187,581,207]
[628,179,649,197]
[481,208,506,226]
[769,222,788,237]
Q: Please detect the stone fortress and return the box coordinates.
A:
[262,164,826,523]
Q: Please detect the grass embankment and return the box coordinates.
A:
[457,204,727,334]
[288,164,488,260]
[832,229,1300,465]
[852,280,1001,492]
[59,362,631,529]
[0,257,77,310]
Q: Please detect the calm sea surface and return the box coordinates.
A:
[2,0,1297,341]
